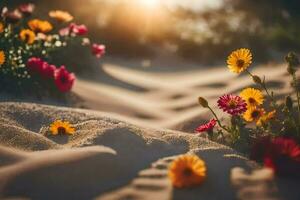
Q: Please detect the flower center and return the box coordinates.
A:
[60,76,67,83]
[228,100,237,108]
[236,59,245,68]
[251,110,260,119]
[248,97,256,104]
[182,168,193,177]
[57,127,66,134]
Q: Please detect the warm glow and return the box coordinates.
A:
[139,0,160,8]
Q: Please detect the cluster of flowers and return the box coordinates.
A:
[0,3,105,94]
[196,48,300,177]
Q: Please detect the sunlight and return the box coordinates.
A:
[139,0,160,8]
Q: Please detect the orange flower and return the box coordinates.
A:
[28,19,53,33]
[168,154,206,188]
[49,10,73,23]
[19,29,36,44]
[0,22,4,33]
[49,120,75,135]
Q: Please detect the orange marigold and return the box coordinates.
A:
[168,154,207,188]
[49,10,73,23]
[28,19,53,33]
[20,29,36,44]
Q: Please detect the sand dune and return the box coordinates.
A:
[0,102,299,199]
[74,63,292,132]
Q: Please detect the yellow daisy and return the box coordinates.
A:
[49,120,75,135]
[257,110,276,126]
[227,48,252,73]
[49,10,73,23]
[19,29,36,44]
[28,19,53,33]
[243,107,265,122]
[168,154,206,188]
[0,22,4,33]
[240,88,264,108]
[0,50,5,65]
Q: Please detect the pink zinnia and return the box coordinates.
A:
[54,66,76,92]
[217,94,247,115]
[92,43,105,58]
[195,119,217,133]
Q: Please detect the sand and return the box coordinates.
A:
[0,102,299,200]
[74,62,293,132]
[0,61,299,199]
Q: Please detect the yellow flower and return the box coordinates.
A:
[49,120,75,135]
[240,88,264,108]
[243,107,265,122]
[19,29,36,44]
[0,22,4,33]
[28,19,53,33]
[227,48,252,73]
[49,10,73,23]
[168,154,206,188]
[0,50,5,65]
[257,110,276,126]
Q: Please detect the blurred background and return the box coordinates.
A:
[3,0,300,69]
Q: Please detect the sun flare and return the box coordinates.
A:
[139,0,160,8]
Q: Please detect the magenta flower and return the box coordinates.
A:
[195,119,217,133]
[70,23,88,36]
[18,3,35,16]
[26,57,44,73]
[54,66,76,92]
[59,23,88,36]
[41,63,56,78]
[92,43,105,58]
[217,94,247,115]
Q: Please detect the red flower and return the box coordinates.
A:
[217,94,247,115]
[27,57,44,73]
[70,23,88,36]
[41,63,56,78]
[92,43,105,58]
[59,23,88,36]
[263,137,300,176]
[195,119,217,133]
[18,3,35,16]
[54,66,75,92]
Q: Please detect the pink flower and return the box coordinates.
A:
[26,57,44,73]
[59,23,88,37]
[195,119,217,133]
[5,9,22,23]
[18,3,35,16]
[92,43,105,58]
[217,94,247,115]
[59,27,70,36]
[70,23,88,36]
[54,66,76,92]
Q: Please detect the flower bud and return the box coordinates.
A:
[285,96,293,111]
[285,52,300,67]
[252,75,262,85]
[198,97,209,108]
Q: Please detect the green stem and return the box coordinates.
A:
[292,74,300,127]
[207,106,230,133]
